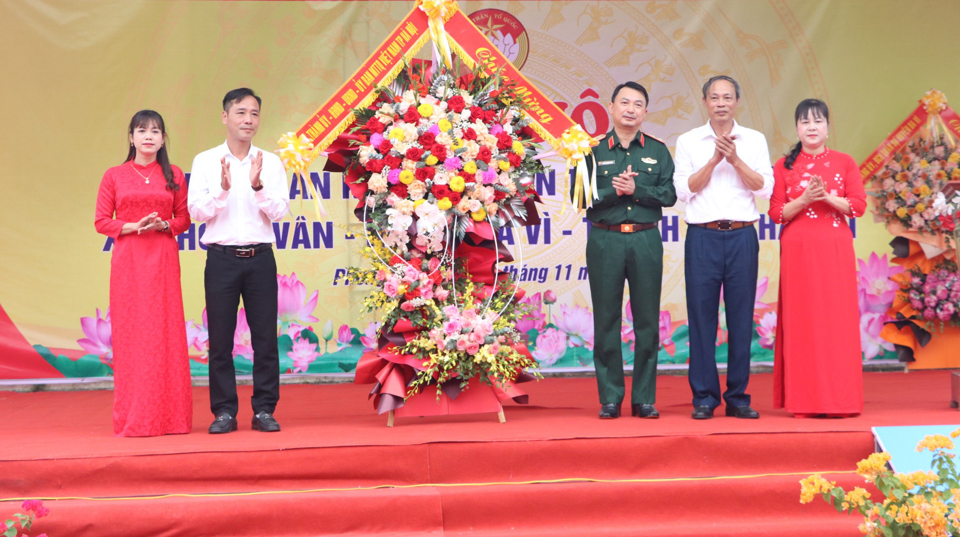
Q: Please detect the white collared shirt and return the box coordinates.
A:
[188,141,290,245]
[672,121,774,224]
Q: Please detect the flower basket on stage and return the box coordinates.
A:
[278,0,598,423]
[861,90,960,369]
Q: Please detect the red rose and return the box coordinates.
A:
[390,184,408,198]
[496,132,513,150]
[404,287,421,300]
[494,189,508,201]
[419,132,436,147]
[431,143,447,162]
[470,106,485,122]
[447,95,466,113]
[476,146,493,163]
[378,139,393,154]
[462,128,478,141]
[365,117,385,134]
[941,215,956,232]
[415,167,435,182]
[484,109,497,123]
[449,191,462,204]
[458,73,474,89]
[404,108,421,124]
[365,159,385,173]
[405,147,425,161]
[433,184,452,199]
[384,155,403,169]
[508,152,522,167]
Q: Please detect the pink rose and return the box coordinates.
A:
[466,343,480,355]
[434,288,450,301]
[456,337,469,351]
[443,320,462,335]
[383,279,399,297]
[400,301,416,312]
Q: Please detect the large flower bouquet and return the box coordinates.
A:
[341,61,544,408]
[869,140,960,235]
[897,260,960,329]
[801,431,960,537]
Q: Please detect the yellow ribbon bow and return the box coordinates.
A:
[417,0,458,70]
[920,90,955,148]
[276,132,326,218]
[556,125,600,214]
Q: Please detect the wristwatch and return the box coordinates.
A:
[252,181,264,192]
[162,220,170,233]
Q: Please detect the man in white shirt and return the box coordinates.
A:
[673,76,773,420]
[188,88,289,434]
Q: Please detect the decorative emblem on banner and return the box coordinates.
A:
[468,9,530,69]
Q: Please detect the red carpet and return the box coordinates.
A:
[0,371,955,536]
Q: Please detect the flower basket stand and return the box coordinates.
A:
[388,377,505,427]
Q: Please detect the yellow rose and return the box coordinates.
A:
[463,161,478,174]
[512,140,525,156]
[896,207,908,218]
[916,202,926,212]
[399,170,415,185]
[413,199,425,209]
[425,155,439,166]
[948,152,960,164]
[417,103,434,117]
[437,197,453,210]
[919,159,930,168]
[471,208,487,222]
[498,160,511,172]
[452,138,464,150]
[450,176,466,192]
[438,119,452,131]
[919,185,932,197]
[388,127,405,141]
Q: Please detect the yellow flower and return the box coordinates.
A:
[916,434,954,452]
[399,170,415,185]
[920,159,930,168]
[471,208,487,221]
[916,203,927,212]
[841,487,872,510]
[919,185,932,197]
[417,103,434,117]
[389,127,405,141]
[952,168,960,180]
[856,452,892,481]
[449,176,466,192]
[498,160,511,171]
[452,138,464,150]
[800,474,836,504]
[425,155,439,166]
[463,161,478,174]
[438,119,452,132]
[512,140,525,156]
[950,428,960,439]
[413,199,425,209]
[948,152,960,164]
[896,207,908,218]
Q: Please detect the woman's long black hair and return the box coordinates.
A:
[784,99,830,170]
[125,110,178,191]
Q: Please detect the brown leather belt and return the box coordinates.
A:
[689,220,756,231]
[591,222,657,233]
[208,243,273,257]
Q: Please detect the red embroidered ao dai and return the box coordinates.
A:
[769,149,866,416]
[95,162,193,436]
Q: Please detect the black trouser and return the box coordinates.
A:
[205,246,279,418]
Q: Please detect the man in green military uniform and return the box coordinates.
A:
[572,81,677,419]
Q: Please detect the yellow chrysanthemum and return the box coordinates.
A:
[919,185,932,197]
[438,119,452,131]
[399,170,415,185]
[948,153,960,164]
[916,203,927,212]
[917,434,954,453]
[417,103,434,117]
[463,161,478,174]
[920,159,930,168]
[437,197,452,210]
[498,160,510,172]
[512,140,525,156]
[388,127,405,141]
[449,176,466,193]
[425,155,439,166]
[452,138,464,150]
[471,208,487,222]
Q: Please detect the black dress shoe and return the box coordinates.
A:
[598,404,621,419]
[725,405,760,419]
[691,406,714,420]
[209,413,237,434]
[252,411,281,432]
[631,404,660,419]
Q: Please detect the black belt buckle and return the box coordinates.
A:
[716,220,733,231]
[235,247,256,258]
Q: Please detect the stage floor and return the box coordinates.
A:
[0,370,955,462]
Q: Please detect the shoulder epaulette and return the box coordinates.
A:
[642,131,666,145]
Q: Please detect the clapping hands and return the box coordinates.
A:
[135,212,164,234]
[612,165,637,196]
[800,175,828,206]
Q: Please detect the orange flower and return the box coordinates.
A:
[887,192,896,200]
[897,172,910,182]
[913,186,922,195]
